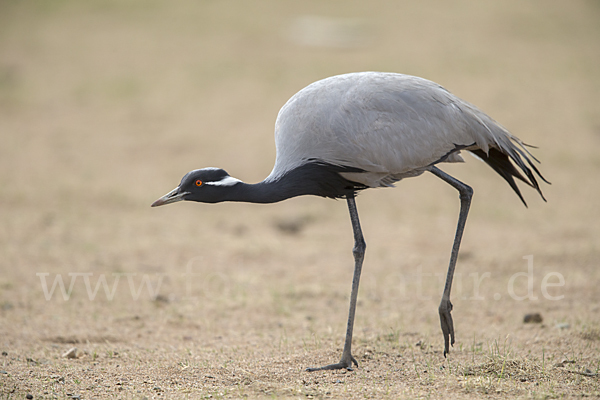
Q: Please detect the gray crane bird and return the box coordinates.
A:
[152,72,548,371]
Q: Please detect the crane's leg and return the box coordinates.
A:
[430,166,473,357]
[306,194,365,372]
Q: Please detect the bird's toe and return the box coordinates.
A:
[306,354,358,372]
[439,300,455,357]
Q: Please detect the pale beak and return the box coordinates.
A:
[151,187,190,207]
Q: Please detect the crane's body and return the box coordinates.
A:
[271,72,483,186]
[152,72,547,371]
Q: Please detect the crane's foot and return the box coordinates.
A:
[439,299,455,357]
[306,354,358,372]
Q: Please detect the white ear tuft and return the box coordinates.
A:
[205,176,242,186]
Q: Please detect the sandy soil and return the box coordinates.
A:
[1,1,599,398]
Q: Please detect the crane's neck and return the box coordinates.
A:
[223,177,311,204]
[219,162,363,203]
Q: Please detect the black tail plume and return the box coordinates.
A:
[469,148,548,207]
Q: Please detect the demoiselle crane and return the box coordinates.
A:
[152,72,548,371]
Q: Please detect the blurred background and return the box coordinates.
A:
[0,0,599,396]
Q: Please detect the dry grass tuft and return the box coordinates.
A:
[464,357,545,382]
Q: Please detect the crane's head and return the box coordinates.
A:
[151,168,242,206]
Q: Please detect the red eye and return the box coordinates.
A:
[195,179,203,187]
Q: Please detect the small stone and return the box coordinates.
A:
[62,347,78,359]
[153,294,169,304]
[581,368,597,377]
[1,351,7,356]
[0,371,7,374]
[26,395,33,399]
[523,313,543,323]
[555,322,570,330]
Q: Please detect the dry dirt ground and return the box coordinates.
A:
[1,1,599,399]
